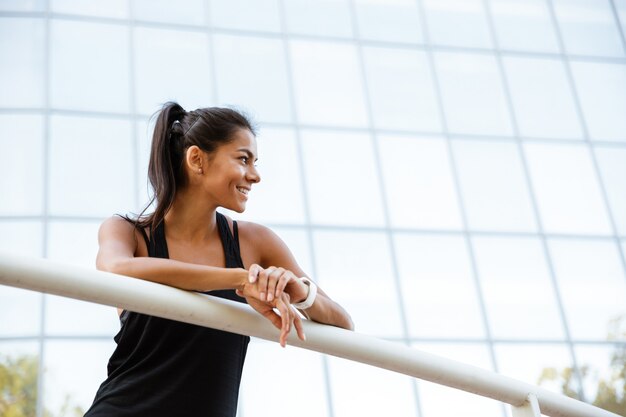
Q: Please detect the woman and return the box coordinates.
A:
[84,102,353,417]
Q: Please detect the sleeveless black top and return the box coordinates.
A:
[84,212,250,417]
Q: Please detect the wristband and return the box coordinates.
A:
[292,277,317,310]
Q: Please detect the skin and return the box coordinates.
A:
[96,128,354,348]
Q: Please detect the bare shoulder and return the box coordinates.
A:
[236,220,300,268]
[98,215,145,256]
[99,215,136,237]
[236,220,280,244]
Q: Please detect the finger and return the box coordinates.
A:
[276,298,291,348]
[257,267,273,302]
[235,288,243,297]
[266,267,285,302]
[261,307,282,331]
[248,264,262,284]
[292,307,306,341]
[274,271,295,300]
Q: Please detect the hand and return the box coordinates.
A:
[247,264,301,304]
[236,288,306,347]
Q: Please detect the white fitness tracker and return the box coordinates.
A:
[292,277,317,310]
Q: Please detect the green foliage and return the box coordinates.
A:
[0,354,84,417]
[0,354,38,417]
[538,315,626,415]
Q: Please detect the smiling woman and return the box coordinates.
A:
[82,102,353,417]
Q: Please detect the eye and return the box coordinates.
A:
[239,156,248,164]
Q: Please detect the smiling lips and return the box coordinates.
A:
[236,186,250,197]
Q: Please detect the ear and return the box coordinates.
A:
[185,145,205,174]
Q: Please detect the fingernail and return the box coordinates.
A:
[260,292,265,301]
[267,292,273,302]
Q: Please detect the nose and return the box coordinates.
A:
[247,165,261,184]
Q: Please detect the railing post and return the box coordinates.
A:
[512,393,541,417]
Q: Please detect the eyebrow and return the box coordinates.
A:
[237,148,258,161]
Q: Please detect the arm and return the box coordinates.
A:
[99,216,304,345]
[96,216,249,292]
[240,222,355,331]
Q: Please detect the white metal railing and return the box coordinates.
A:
[0,253,619,417]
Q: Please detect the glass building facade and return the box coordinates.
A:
[1,0,625,416]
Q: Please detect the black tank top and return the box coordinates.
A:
[84,212,250,417]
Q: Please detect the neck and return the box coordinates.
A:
[163,188,218,243]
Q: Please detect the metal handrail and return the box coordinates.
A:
[0,253,619,417]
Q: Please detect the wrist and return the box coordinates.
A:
[234,268,249,291]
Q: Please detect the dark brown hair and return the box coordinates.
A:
[129,101,256,232]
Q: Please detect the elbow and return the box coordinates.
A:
[97,257,131,276]
[344,316,355,332]
[335,310,355,331]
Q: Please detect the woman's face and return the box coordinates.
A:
[199,128,261,213]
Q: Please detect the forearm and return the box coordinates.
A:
[300,294,354,331]
[99,256,248,293]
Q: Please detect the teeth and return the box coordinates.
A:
[237,187,249,195]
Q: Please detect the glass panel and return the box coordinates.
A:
[327,356,417,417]
[503,56,583,139]
[353,0,423,44]
[524,142,612,235]
[44,295,120,337]
[51,0,129,18]
[362,47,441,132]
[0,0,45,11]
[378,134,462,230]
[270,227,313,276]
[490,0,560,53]
[240,340,328,417]
[548,238,626,340]
[234,128,305,224]
[495,343,577,395]
[0,341,40,416]
[132,0,205,24]
[46,221,121,336]
[552,0,624,58]
[435,52,513,136]
[570,61,626,142]
[394,233,485,338]
[0,221,43,257]
[50,19,130,113]
[453,139,537,232]
[134,27,212,115]
[0,286,41,337]
[617,0,626,35]
[472,236,565,340]
[0,115,44,216]
[43,340,116,415]
[46,221,100,268]
[289,40,368,127]
[0,18,45,108]
[213,34,291,124]
[284,0,353,38]
[575,344,624,404]
[209,0,281,33]
[423,0,492,48]
[595,146,626,235]
[135,116,153,211]
[48,115,134,217]
[301,130,385,227]
[313,230,404,337]
[414,343,502,417]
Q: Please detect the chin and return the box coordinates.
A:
[226,203,246,214]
